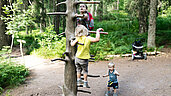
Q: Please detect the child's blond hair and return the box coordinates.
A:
[75,25,89,37]
[108,62,115,68]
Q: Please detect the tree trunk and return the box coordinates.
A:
[40,0,46,33]
[90,0,94,15]
[147,0,157,48]
[117,0,119,10]
[0,0,10,48]
[63,15,66,32]
[53,0,60,34]
[97,0,103,21]
[138,0,150,34]
[63,0,77,96]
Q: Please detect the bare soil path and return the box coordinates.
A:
[2,48,171,96]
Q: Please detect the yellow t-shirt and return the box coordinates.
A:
[76,36,91,59]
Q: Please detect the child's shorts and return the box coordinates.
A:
[75,57,88,74]
[107,80,119,89]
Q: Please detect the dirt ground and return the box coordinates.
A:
[2,48,171,96]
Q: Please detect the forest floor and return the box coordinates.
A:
[2,48,171,96]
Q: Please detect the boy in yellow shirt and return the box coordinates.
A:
[71,25,103,88]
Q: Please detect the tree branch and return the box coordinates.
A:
[75,1,100,5]
[56,2,66,6]
[47,12,67,15]
[89,31,108,35]
[51,58,67,62]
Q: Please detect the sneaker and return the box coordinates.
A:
[83,81,90,88]
[105,93,109,96]
[105,91,110,96]
[77,79,84,86]
[113,93,117,96]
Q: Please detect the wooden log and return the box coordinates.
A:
[75,1,100,4]
[47,12,67,15]
[106,51,166,58]
[89,31,108,35]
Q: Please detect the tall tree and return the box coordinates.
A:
[138,0,150,33]
[125,0,150,33]
[0,0,10,48]
[40,0,46,33]
[97,0,103,21]
[53,0,60,34]
[63,0,77,95]
[147,0,157,48]
[116,0,119,10]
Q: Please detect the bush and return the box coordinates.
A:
[30,26,66,59]
[157,16,171,30]
[32,37,66,59]
[0,46,29,93]
[156,30,171,46]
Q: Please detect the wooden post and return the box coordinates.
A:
[17,39,26,65]
[17,39,26,58]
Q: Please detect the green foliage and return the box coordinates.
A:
[30,26,66,59]
[157,16,171,30]
[90,30,146,60]
[1,2,36,35]
[156,30,171,46]
[14,30,40,55]
[13,25,66,59]
[90,11,141,59]
[0,46,29,93]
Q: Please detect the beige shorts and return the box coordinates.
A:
[75,57,88,74]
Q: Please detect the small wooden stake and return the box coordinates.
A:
[17,39,26,65]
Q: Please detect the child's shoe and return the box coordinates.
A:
[77,79,84,86]
[105,91,110,96]
[113,93,117,96]
[83,81,90,88]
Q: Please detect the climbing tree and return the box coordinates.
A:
[47,0,100,96]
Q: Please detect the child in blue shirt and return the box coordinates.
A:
[103,62,120,96]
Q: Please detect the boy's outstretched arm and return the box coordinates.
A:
[102,74,109,77]
[90,28,103,42]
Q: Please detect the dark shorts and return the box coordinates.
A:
[75,57,88,74]
[107,80,119,89]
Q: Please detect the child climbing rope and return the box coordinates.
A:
[103,62,120,96]
[76,4,94,31]
[71,25,103,88]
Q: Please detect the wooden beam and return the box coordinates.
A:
[51,58,67,62]
[75,1,100,4]
[89,31,108,35]
[56,1,66,6]
[75,14,84,18]
[47,12,67,15]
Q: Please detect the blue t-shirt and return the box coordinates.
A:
[109,69,118,83]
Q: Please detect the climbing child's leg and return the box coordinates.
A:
[83,73,87,81]
[82,61,90,88]
[77,73,81,79]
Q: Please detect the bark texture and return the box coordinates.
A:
[0,0,10,48]
[138,0,150,33]
[63,0,77,96]
[147,0,157,48]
